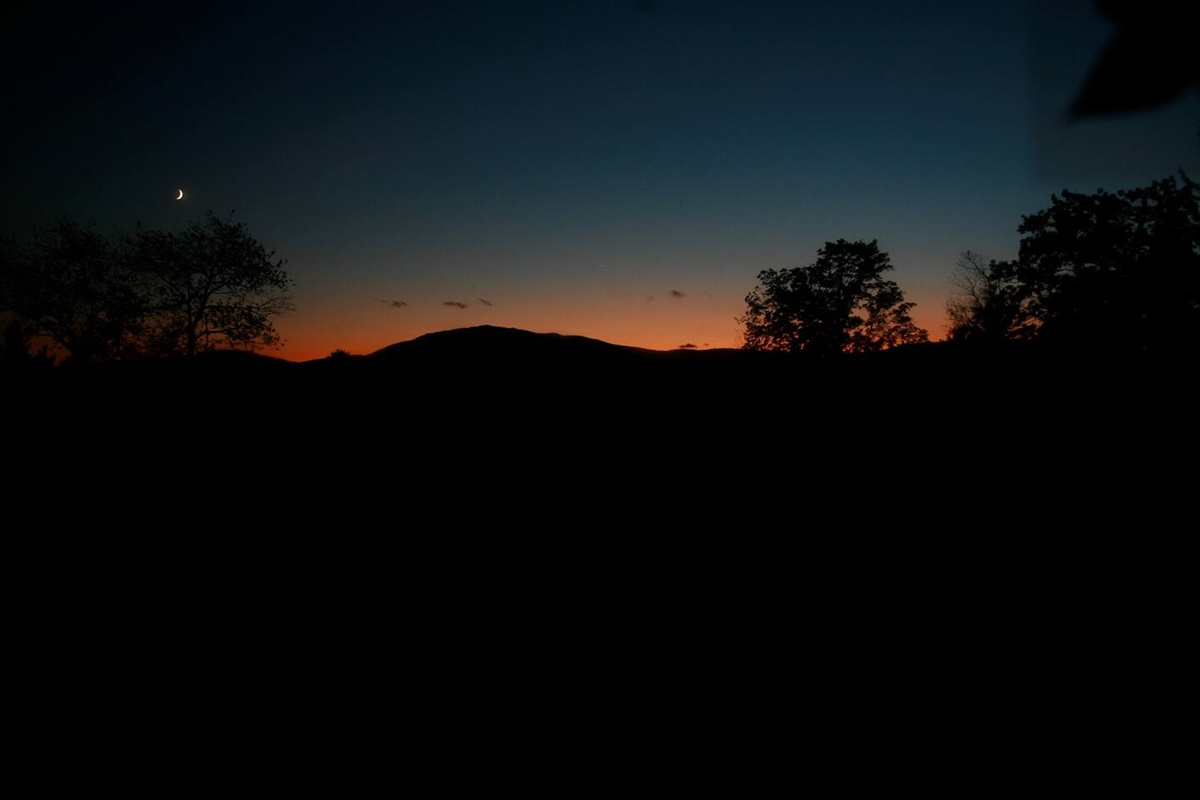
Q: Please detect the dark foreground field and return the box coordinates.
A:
[15,327,1190,782]
[10,326,1193,618]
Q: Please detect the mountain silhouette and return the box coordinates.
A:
[367,325,662,366]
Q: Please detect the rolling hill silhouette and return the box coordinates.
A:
[300,324,796,392]
[323,323,1056,400]
[367,324,663,365]
[309,324,786,377]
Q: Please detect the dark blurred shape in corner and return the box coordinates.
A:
[1028,0,1199,186]
[1069,0,1199,118]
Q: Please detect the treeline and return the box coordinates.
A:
[0,211,293,366]
[944,173,1200,352]
[740,172,1200,356]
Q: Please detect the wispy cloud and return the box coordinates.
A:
[381,300,407,308]
[443,301,469,309]
[669,289,686,299]
[678,342,698,349]
[477,298,493,306]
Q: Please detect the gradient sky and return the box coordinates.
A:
[3,0,1197,361]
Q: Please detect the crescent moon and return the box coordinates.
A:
[176,189,184,200]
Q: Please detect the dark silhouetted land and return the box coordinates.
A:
[12,324,1192,618]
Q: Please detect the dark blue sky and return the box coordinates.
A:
[4,0,1197,358]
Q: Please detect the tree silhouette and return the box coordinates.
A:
[0,220,147,364]
[0,213,293,362]
[999,173,1200,350]
[138,212,293,357]
[945,251,1036,343]
[1,319,55,368]
[740,239,928,355]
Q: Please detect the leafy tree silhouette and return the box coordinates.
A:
[0,220,147,364]
[740,239,928,355]
[996,173,1200,351]
[137,212,294,357]
[1,212,293,362]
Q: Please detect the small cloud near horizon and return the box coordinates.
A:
[380,300,407,308]
[443,301,469,309]
[669,289,685,299]
[678,342,697,349]
[477,298,493,306]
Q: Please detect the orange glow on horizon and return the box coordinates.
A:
[271,297,949,363]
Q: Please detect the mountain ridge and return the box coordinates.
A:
[365,324,666,363]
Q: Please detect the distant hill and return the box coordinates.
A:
[323,324,1041,387]
[295,325,796,382]
[367,325,662,365]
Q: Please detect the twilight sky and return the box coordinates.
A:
[3,0,1197,360]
